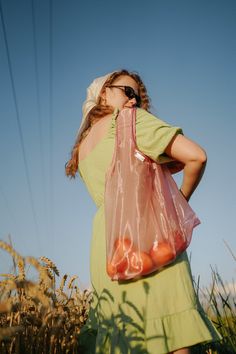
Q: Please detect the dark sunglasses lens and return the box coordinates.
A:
[125,87,141,106]
[124,86,136,99]
[135,95,141,105]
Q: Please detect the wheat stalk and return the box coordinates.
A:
[0,274,17,280]
[0,240,93,352]
[59,274,68,291]
[39,256,60,276]
[67,276,78,289]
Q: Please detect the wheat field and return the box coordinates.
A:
[0,240,93,353]
[0,239,235,353]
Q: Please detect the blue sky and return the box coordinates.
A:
[0,0,235,290]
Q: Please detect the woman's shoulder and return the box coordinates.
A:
[134,107,183,163]
[135,107,172,128]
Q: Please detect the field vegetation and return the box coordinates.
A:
[0,239,235,353]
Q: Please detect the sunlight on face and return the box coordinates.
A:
[103,75,139,110]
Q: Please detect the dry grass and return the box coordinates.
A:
[1,238,236,353]
[0,240,93,353]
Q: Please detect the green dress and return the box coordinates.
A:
[78,108,221,354]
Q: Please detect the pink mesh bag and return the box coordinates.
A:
[104,107,200,281]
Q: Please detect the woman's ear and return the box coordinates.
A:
[100,88,106,100]
[100,89,107,105]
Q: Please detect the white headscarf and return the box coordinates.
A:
[75,71,115,140]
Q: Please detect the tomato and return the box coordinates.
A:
[109,237,132,276]
[139,251,154,275]
[107,257,128,277]
[106,261,116,277]
[109,251,128,274]
[114,237,132,253]
[110,237,155,278]
[149,241,175,267]
[174,230,187,253]
[116,257,128,273]
[108,248,154,278]
[127,251,141,273]
[113,237,132,271]
[125,250,154,275]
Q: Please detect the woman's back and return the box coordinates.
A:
[79,113,113,162]
[78,108,182,208]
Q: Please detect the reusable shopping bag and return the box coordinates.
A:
[104,107,200,281]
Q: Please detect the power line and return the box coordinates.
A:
[0,0,42,254]
[0,185,18,232]
[31,0,48,238]
[49,0,54,255]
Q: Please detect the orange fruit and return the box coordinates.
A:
[139,251,154,275]
[126,250,154,275]
[174,230,187,253]
[127,250,141,273]
[114,237,132,253]
[108,237,132,276]
[113,237,133,273]
[149,241,175,267]
[116,256,128,273]
[106,261,116,277]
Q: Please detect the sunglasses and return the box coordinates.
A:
[107,85,141,106]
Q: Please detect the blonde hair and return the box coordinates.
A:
[65,69,151,178]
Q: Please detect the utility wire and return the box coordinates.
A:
[0,185,18,232]
[31,0,48,238]
[0,0,42,254]
[49,0,55,255]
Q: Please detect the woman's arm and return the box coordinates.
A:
[164,134,207,201]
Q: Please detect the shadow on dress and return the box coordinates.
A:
[77,281,166,354]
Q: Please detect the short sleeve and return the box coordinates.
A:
[135,108,183,163]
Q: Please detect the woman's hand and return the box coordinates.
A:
[164,134,207,201]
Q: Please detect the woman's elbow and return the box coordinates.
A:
[192,148,207,165]
[197,149,207,164]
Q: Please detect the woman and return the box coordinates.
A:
[65,70,221,354]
